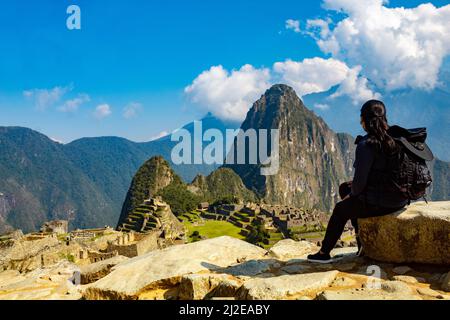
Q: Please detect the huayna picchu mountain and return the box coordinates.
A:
[224,84,355,211]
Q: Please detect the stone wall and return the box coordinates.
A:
[40,220,69,235]
[88,250,119,263]
[106,231,161,258]
[0,236,60,272]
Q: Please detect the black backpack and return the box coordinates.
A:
[384,126,434,201]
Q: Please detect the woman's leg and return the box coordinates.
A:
[339,182,361,249]
[320,196,365,254]
[309,196,406,262]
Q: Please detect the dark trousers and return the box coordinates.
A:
[338,182,359,235]
[321,182,404,254]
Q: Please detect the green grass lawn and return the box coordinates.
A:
[294,231,326,240]
[268,232,284,240]
[184,220,246,242]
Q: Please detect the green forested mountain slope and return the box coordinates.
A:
[0,115,232,233]
[0,127,116,233]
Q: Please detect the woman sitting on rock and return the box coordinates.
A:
[308,100,409,263]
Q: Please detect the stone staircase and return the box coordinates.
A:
[118,199,163,233]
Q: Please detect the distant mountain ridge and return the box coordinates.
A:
[0,115,234,233]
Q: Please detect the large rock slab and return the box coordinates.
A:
[317,280,422,300]
[220,260,281,278]
[80,255,129,284]
[267,239,318,260]
[178,274,242,300]
[0,261,81,300]
[237,271,339,300]
[358,201,450,265]
[83,236,266,300]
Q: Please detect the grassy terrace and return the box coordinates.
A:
[180,211,246,242]
[260,232,284,249]
[184,220,245,242]
[178,209,291,247]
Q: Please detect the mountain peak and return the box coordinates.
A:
[265,84,297,97]
[239,83,308,132]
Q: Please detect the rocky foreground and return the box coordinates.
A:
[0,201,449,300]
[0,235,448,300]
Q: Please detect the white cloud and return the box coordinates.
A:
[123,102,142,119]
[150,131,169,141]
[185,58,380,121]
[94,104,112,119]
[23,85,72,110]
[330,65,381,103]
[58,94,90,113]
[184,64,271,122]
[50,137,64,144]
[323,0,388,14]
[273,57,379,102]
[309,0,450,91]
[285,19,301,33]
[306,18,332,38]
[314,103,331,111]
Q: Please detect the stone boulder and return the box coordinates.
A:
[237,271,339,300]
[178,274,242,300]
[83,236,266,300]
[358,201,450,265]
[317,280,421,300]
[80,255,129,284]
[0,261,81,300]
[267,239,318,260]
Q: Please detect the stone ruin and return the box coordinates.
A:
[70,227,114,240]
[40,220,69,235]
[117,197,186,243]
[0,229,23,242]
[259,205,328,233]
[201,201,328,236]
[106,231,163,258]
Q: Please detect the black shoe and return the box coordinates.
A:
[307,252,333,264]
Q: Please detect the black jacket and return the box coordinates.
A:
[351,135,409,208]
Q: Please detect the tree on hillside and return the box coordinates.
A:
[157,183,203,216]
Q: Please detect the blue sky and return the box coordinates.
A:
[0,0,449,143]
